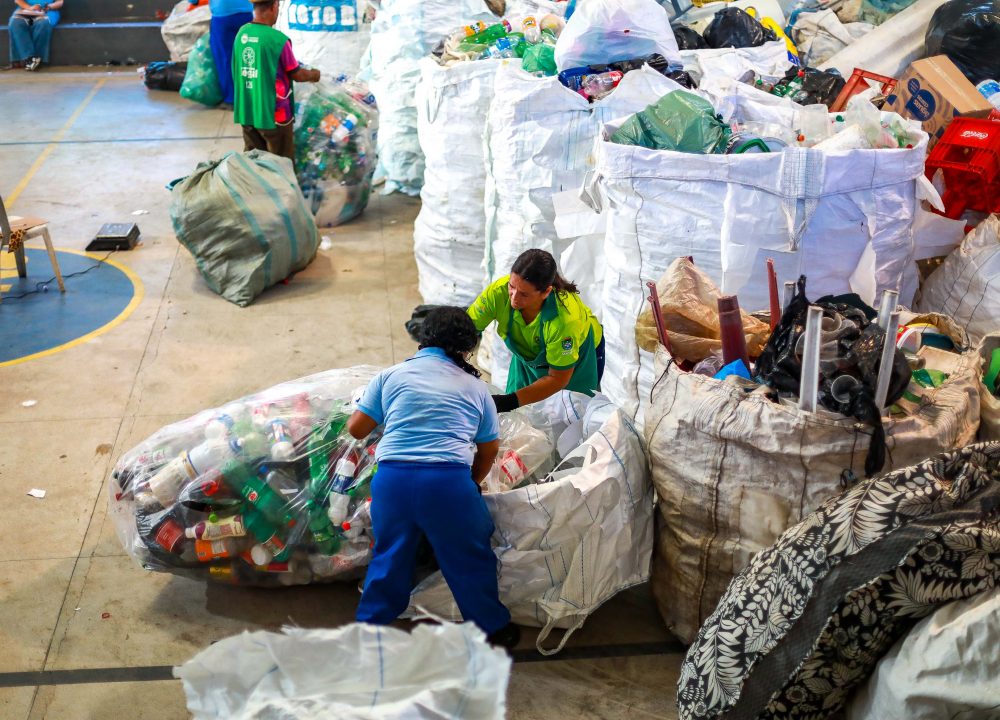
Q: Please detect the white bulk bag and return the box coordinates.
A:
[597,101,930,424]
[553,0,680,72]
[414,57,502,306]
[644,330,980,644]
[161,0,210,62]
[847,590,1000,720]
[407,408,652,655]
[368,0,495,195]
[276,0,371,79]
[916,214,1000,345]
[176,622,511,720]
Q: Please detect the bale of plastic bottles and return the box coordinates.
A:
[293,77,378,228]
[109,367,558,587]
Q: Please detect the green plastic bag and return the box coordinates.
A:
[180,33,223,107]
[521,43,557,76]
[169,150,319,306]
[610,90,730,154]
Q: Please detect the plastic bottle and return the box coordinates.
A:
[331,114,358,144]
[138,440,235,510]
[263,466,299,499]
[976,79,1000,109]
[185,515,246,540]
[194,537,245,562]
[243,508,289,565]
[717,296,750,372]
[798,104,831,146]
[204,413,235,441]
[466,20,511,45]
[579,71,623,102]
[153,515,187,553]
[520,16,541,43]
[462,20,489,37]
[326,446,359,527]
[221,459,296,528]
[265,419,295,461]
[482,37,516,60]
[306,407,350,497]
[307,501,341,555]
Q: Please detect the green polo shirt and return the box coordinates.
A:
[468,275,602,369]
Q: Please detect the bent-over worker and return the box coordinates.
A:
[346,306,520,648]
[468,248,604,413]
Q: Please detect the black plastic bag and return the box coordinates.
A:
[925,0,1000,85]
[666,69,698,89]
[144,61,187,92]
[755,277,912,477]
[703,7,776,49]
[405,304,446,343]
[773,65,845,106]
[672,23,708,50]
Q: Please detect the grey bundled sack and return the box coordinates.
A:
[169,150,319,307]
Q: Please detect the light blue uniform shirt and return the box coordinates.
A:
[190,0,253,17]
[358,348,500,466]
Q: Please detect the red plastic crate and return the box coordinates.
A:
[925,117,1000,219]
[829,68,898,113]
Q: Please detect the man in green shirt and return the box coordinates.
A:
[233,0,320,161]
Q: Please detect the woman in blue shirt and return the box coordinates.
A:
[347,306,519,647]
[8,0,62,71]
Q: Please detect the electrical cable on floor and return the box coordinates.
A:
[0,250,117,303]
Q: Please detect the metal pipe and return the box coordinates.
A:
[798,305,824,413]
[877,289,899,329]
[783,281,797,311]
[874,310,902,413]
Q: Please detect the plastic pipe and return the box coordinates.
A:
[718,296,750,371]
[783,281,797,311]
[874,310,902,413]
[798,305,824,413]
[767,259,780,332]
[877,289,899,330]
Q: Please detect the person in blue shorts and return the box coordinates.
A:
[347,306,520,648]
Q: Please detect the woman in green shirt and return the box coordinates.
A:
[468,249,604,412]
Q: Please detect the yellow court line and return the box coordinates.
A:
[0,247,145,369]
[6,77,107,209]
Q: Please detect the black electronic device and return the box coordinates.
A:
[86,223,140,251]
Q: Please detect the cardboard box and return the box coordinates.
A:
[887,55,993,148]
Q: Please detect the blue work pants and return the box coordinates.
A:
[356,461,510,635]
[8,10,59,63]
[208,11,251,105]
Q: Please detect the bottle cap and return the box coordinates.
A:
[251,545,273,566]
[342,522,351,531]
[185,526,199,539]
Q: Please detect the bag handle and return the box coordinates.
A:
[535,615,587,656]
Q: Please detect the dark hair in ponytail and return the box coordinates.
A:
[418,306,481,378]
[510,248,579,294]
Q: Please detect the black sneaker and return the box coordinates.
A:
[25,57,41,71]
[487,622,521,649]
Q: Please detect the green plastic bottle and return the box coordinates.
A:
[221,460,295,528]
[242,507,290,564]
[306,406,350,498]
[466,20,511,45]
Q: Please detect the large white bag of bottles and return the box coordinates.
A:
[414,57,502,306]
[161,0,210,62]
[408,404,653,655]
[368,0,496,195]
[276,0,371,79]
[596,91,931,424]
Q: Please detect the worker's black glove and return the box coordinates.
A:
[492,393,520,413]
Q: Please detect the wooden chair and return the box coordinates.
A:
[0,193,65,303]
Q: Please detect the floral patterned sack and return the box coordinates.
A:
[677,442,1000,720]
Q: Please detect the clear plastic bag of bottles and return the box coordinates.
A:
[109,366,564,587]
[109,366,383,587]
[293,77,378,228]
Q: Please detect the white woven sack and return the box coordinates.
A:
[916,214,1000,345]
[482,63,681,292]
[644,330,980,644]
[597,99,931,424]
[161,0,210,62]
[414,57,501,306]
[679,41,792,86]
[368,0,495,195]
[407,408,652,655]
[276,0,371,79]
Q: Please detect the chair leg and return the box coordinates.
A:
[15,243,27,278]
[41,228,65,293]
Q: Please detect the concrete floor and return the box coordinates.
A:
[0,69,684,719]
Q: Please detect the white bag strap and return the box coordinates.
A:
[535,615,587,656]
[779,149,826,251]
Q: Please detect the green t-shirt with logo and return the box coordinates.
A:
[233,23,290,130]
